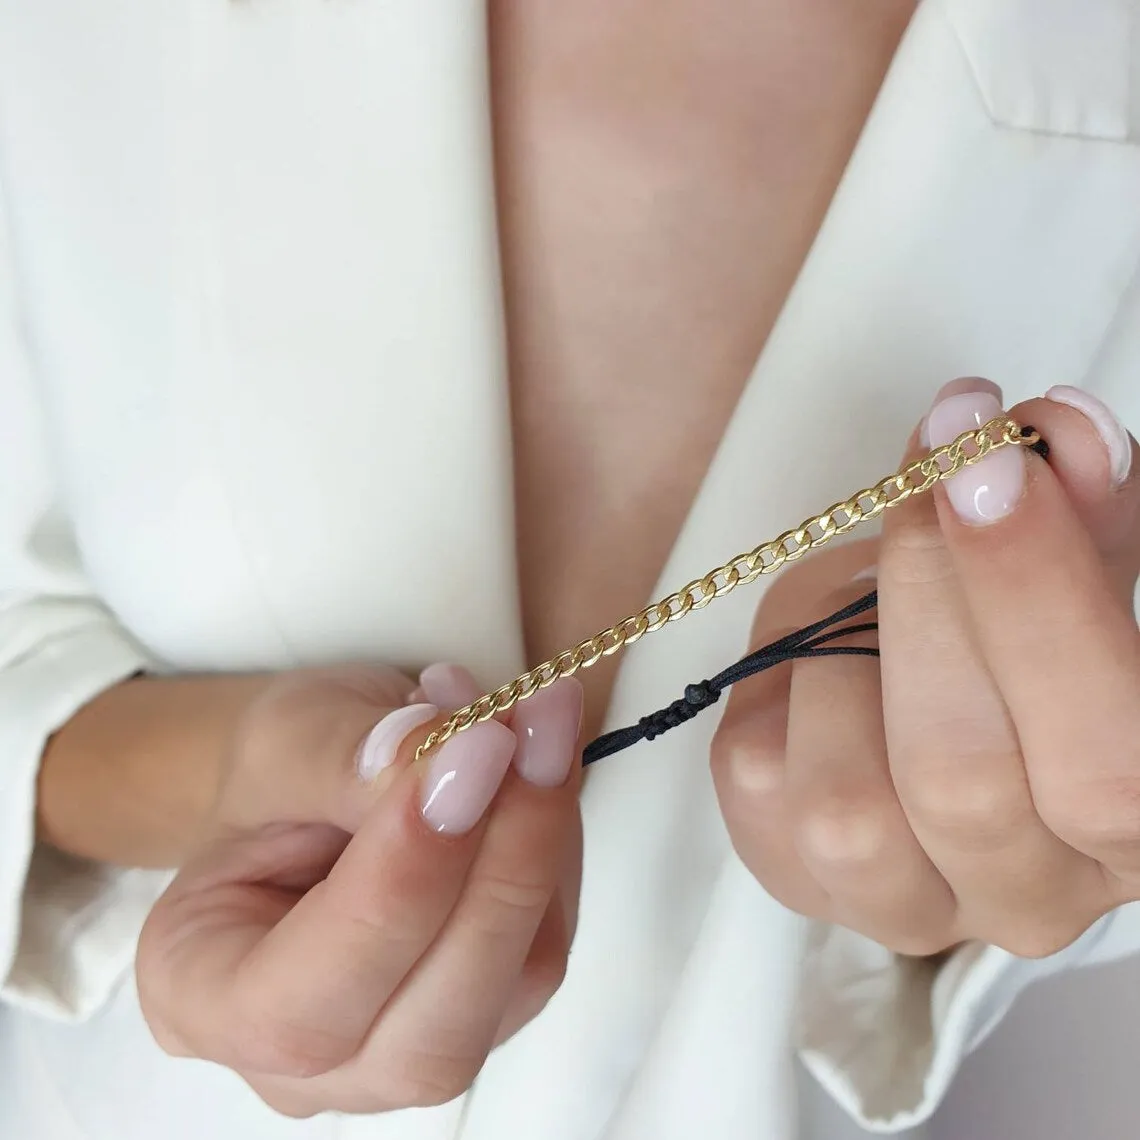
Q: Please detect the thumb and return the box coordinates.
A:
[220,663,436,835]
[328,662,488,831]
[1010,388,1140,599]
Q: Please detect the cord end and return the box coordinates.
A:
[1021,425,1050,460]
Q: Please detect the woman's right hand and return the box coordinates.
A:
[136,663,584,1117]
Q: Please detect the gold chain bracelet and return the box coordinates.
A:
[414,416,1040,761]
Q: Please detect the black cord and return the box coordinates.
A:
[1024,426,1050,460]
[582,425,1048,766]
[583,590,880,764]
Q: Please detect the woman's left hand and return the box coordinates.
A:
[711,378,1140,958]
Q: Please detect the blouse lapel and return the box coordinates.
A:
[943,0,1138,140]
[461,3,1140,1137]
[169,0,525,683]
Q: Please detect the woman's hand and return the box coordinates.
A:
[712,378,1140,958]
[137,664,583,1116]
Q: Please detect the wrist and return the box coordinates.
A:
[37,673,273,868]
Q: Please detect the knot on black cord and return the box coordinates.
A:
[581,588,884,766]
[637,680,721,742]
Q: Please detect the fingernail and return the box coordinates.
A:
[512,679,584,788]
[420,719,517,834]
[926,382,1024,525]
[850,564,878,584]
[357,703,439,782]
[404,687,427,706]
[419,663,483,712]
[920,378,1003,446]
[1045,385,1133,489]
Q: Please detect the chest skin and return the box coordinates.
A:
[489,0,915,735]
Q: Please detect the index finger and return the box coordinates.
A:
[161,712,518,1078]
[927,387,1140,866]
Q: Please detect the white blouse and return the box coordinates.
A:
[3,2,1140,1138]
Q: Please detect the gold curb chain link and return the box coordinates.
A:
[414,416,1039,761]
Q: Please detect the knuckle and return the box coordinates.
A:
[905,758,1030,849]
[388,1050,483,1108]
[1038,778,1140,861]
[229,1014,350,1079]
[249,1085,322,1121]
[139,949,347,1079]
[796,793,894,871]
[724,825,801,905]
[711,726,784,806]
[269,1103,320,1122]
[882,930,956,958]
[468,872,553,929]
[325,880,432,957]
[985,919,1089,961]
[740,866,826,920]
[883,524,953,585]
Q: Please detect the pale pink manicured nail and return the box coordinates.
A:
[926,382,1024,525]
[512,679,584,788]
[1045,385,1133,489]
[420,719,517,834]
[920,378,1003,446]
[419,663,482,712]
[404,687,427,706]
[357,703,438,782]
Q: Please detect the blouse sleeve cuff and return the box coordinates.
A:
[794,913,1124,1133]
[0,611,172,1021]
